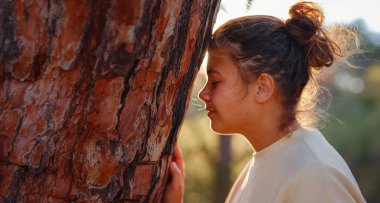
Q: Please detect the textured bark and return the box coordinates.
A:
[0,0,220,202]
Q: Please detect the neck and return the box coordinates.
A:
[239,95,301,152]
[243,124,284,152]
[242,116,301,152]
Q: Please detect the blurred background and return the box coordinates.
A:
[178,0,380,202]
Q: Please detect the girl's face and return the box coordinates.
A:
[199,48,257,134]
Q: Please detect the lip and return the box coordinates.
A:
[207,110,216,117]
[205,105,216,117]
[205,107,216,112]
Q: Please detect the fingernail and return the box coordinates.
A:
[171,162,180,173]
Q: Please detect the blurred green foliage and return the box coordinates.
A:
[178,20,380,203]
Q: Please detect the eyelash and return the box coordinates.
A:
[211,81,220,86]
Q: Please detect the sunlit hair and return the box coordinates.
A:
[210,1,358,131]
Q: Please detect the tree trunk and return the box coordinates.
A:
[214,136,232,203]
[0,0,220,202]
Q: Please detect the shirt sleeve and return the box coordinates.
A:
[274,162,366,203]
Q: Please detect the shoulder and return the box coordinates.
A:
[276,160,365,202]
[296,128,356,177]
[277,129,365,202]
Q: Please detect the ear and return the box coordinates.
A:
[252,73,275,103]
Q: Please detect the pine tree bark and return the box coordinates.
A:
[0,0,220,202]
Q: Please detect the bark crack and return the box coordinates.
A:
[46,0,64,66]
[0,0,20,75]
[0,159,28,168]
[24,101,55,173]
[7,107,25,158]
[49,58,87,175]
[4,165,26,202]
[115,59,139,140]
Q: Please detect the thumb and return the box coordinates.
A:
[170,162,181,174]
[169,162,183,188]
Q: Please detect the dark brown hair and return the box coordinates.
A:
[210,1,343,131]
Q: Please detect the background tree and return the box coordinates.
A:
[0,0,220,202]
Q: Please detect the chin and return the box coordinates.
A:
[210,122,234,135]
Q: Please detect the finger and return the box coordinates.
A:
[170,162,181,175]
[173,144,183,167]
[173,145,185,174]
[172,144,181,160]
[170,162,184,188]
[164,162,184,203]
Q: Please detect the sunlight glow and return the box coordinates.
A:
[334,71,365,94]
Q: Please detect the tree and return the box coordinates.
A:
[214,136,232,203]
[0,0,220,202]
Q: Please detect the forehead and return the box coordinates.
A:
[206,48,237,76]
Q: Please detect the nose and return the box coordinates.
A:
[198,86,210,103]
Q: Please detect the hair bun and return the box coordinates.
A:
[285,1,323,46]
[285,1,340,69]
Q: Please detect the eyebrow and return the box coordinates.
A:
[207,69,221,75]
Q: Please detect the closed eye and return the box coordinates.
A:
[211,81,220,86]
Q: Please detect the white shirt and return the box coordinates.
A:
[226,128,366,203]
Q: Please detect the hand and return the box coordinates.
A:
[162,144,185,203]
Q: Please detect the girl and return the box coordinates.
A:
[164,1,366,202]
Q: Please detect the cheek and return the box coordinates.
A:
[210,95,227,111]
[213,92,235,108]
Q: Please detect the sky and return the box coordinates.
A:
[218,0,380,33]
